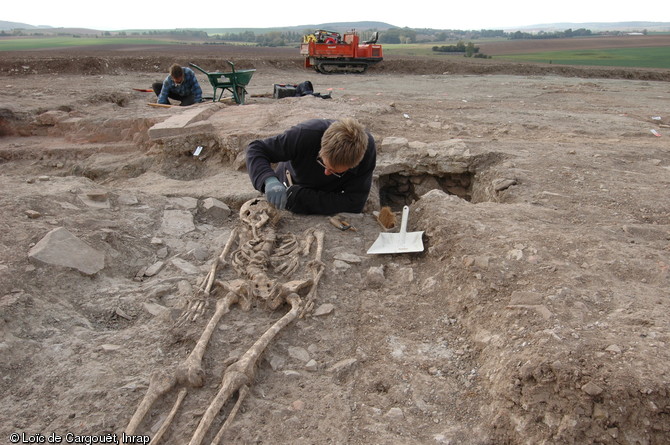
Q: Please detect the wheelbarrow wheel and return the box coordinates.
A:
[235,86,246,104]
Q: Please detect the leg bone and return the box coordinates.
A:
[300,230,326,317]
[211,385,249,445]
[176,291,239,387]
[150,388,187,445]
[125,370,177,436]
[188,293,302,445]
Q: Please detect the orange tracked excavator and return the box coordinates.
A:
[300,30,383,74]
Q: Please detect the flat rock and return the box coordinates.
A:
[333,259,351,271]
[581,381,604,396]
[365,266,385,288]
[160,209,195,236]
[117,194,139,206]
[385,407,405,419]
[288,346,311,363]
[381,136,409,153]
[201,197,232,220]
[168,197,199,210]
[78,193,111,209]
[171,258,200,275]
[28,227,104,275]
[328,357,357,373]
[143,302,169,317]
[305,359,318,371]
[144,261,164,277]
[313,303,335,317]
[148,107,216,140]
[333,252,362,264]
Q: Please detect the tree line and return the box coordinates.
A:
[211,31,304,47]
[431,41,491,58]
[508,28,594,39]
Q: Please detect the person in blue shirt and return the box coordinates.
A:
[152,64,203,106]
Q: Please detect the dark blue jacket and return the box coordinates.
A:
[157,67,202,104]
[246,119,376,215]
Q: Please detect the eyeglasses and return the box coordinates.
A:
[316,156,346,178]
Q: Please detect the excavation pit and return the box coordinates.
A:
[378,172,473,210]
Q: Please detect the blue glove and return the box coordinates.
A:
[264,177,287,209]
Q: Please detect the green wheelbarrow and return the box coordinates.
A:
[189,61,255,105]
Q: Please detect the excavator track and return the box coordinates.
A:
[315,61,369,74]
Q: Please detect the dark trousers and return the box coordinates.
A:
[152,82,196,106]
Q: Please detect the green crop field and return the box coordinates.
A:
[0,37,175,51]
[383,43,670,69]
[495,47,670,69]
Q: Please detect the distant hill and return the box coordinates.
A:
[283,21,396,32]
[3,19,670,33]
[0,20,52,30]
[1,22,116,35]
[0,20,396,33]
[171,22,397,35]
[193,22,395,36]
[510,21,670,32]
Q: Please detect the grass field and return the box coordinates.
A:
[383,42,670,69]
[384,38,670,69]
[496,46,670,69]
[0,37,175,51]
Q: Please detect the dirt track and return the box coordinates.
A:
[1,44,669,445]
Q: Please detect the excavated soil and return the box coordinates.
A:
[0,44,669,445]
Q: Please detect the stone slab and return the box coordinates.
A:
[28,227,104,275]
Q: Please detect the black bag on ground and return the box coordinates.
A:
[295,81,314,96]
[273,84,297,99]
[273,81,331,100]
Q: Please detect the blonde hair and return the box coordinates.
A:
[319,118,368,168]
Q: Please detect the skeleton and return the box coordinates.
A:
[124,197,325,444]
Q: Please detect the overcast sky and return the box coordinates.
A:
[4,1,669,31]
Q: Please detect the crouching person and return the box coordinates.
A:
[246,118,376,215]
[152,64,202,106]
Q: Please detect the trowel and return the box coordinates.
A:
[367,205,424,254]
